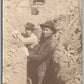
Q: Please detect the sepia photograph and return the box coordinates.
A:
[3,0,82,84]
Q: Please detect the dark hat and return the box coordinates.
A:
[40,20,56,34]
[24,22,35,31]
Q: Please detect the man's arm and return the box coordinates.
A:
[29,41,56,64]
[17,33,38,45]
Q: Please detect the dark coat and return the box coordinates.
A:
[27,36,58,84]
[30,36,56,63]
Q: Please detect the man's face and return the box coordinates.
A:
[42,27,53,38]
[25,29,32,37]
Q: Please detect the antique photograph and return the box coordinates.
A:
[3,0,82,84]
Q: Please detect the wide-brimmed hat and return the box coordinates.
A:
[24,22,35,31]
[40,20,56,34]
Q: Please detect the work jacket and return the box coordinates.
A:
[29,36,58,84]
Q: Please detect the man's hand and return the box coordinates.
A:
[12,30,20,38]
[14,30,20,35]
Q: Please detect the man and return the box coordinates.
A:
[13,22,39,84]
[28,20,60,84]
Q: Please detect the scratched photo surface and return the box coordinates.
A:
[3,0,82,84]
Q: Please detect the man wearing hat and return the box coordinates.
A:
[28,20,60,84]
[14,22,39,83]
